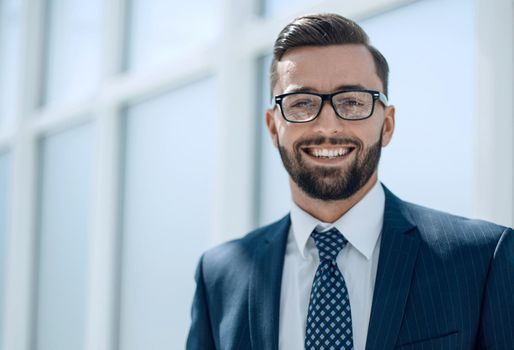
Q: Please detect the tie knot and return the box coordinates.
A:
[311,228,347,261]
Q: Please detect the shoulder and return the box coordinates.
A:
[382,185,511,255]
[398,199,512,258]
[384,190,513,277]
[404,200,508,240]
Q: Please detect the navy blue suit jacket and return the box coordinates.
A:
[187,187,514,349]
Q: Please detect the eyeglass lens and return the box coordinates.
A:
[281,91,374,121]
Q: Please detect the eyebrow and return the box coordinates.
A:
[284,84,368,94]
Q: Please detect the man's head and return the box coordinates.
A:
[266,14,395,204]
[270,14,390,97]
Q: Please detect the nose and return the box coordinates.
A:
[312,100,343,134]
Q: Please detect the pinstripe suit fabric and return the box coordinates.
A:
[187,186,514,350]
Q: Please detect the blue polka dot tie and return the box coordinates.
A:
[305,228,354,350]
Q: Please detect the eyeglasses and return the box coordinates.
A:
[274,89,388,123]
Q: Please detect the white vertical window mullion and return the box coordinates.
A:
[473,0,514,227]
[83,0,127,349]
[0,153,11,350]
[214,0,260,243]
[84,105,120,350]
[1,0,45,348]
[0,0,22,132]
[0,129,37,350]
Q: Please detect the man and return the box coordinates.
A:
[187,14,514,350]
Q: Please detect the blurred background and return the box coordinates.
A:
[0,0,512,349]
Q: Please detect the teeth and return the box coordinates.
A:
[311,148,351,158]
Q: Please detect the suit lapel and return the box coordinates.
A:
[248,215,290,350]
[366,186,420,350]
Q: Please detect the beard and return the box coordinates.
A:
[277,129,383,201]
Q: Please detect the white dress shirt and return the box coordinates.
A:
[278,181,385,350]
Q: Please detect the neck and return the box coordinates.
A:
[290,172,378,223]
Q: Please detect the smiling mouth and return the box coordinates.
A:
[301,146,355,159]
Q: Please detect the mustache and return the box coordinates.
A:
[294,135,362,150]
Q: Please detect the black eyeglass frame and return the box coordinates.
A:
[274,89,389,123]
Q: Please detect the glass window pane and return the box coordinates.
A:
[0,0,21,130]
[125,0,222,71]
[35,124,95,350]
[119,78,218,349]
[42,0,103,106]
[360,0,474,217]
[0,152,11,346]
[256,55,290,226]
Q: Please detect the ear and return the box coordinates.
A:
[381,105,395,147]
[265,108,279,148]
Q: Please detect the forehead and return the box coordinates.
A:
[275,44,383,94]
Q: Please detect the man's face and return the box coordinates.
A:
[266,45,395,201]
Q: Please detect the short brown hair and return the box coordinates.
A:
[270,13,389,97]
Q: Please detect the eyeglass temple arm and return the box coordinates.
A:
[378,92,389,106]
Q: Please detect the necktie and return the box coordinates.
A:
[305,228,353,350]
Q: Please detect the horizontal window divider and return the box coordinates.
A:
[102,64,215,108]
[30,112,95,138]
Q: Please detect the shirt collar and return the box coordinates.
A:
[290,181,385,260]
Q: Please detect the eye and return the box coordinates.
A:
[337,98,365,107]
[291,99,315,108]
[284,94,319,109]
[333,91,373,108]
